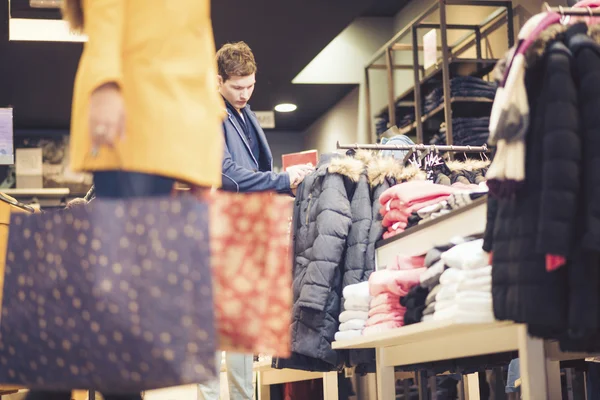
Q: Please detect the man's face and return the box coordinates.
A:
[218,74,256,110]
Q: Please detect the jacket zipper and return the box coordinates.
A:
[305,193,313,225]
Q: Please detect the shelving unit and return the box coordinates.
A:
[253,361,338,400]
[366,0,514,145]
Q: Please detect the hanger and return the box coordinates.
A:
[402,147,416,165]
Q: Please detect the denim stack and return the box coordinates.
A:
[423,76,497,114]
[430,117,490,147]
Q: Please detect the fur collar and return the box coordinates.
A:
[446,159,490,172]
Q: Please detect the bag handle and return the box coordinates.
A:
[0,192,35,213]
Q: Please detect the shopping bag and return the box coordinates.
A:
[0,196,217,392]
[208,191,293,357]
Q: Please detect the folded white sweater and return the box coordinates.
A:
[339,319,366,331]
[339,310,369,323]
[343,281,370,303]
[344,297,370,312]
[441,239,488,270]
[335,330,362,341]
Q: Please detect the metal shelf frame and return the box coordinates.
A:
[365,0,515,145]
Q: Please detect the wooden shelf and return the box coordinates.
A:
[376,58,497,119]
[393,96,493,137]
[375,195,487,267]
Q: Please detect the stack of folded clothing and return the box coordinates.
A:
[423,76,496,114]
[364,268,425,335]
[335,282,370,341]
[379,181,460,239]
[431,117,491,147]
[417,183,488,225]
[423,76,497,114]
[420,237,475,322]
[433,239,494,323]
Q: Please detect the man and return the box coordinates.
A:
[198,42,312,400]
[217,41,312,194]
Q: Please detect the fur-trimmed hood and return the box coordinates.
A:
[327,150,375,182]
[446,159,491,172]
[366,156,426,187]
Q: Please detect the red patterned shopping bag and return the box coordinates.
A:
[207,191,293,357]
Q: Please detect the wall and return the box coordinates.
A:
[306,0,566,151]
[304,87,360,154]
[264,130,307,170]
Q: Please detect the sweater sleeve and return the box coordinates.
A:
[82,0,125,91]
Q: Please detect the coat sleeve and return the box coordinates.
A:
[342,173,372,290]
[297,174,352,311]
[221,143,291,194]
[82,0,125,90]
[536,45,580,257]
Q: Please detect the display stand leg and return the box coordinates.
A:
[517,325,548,399]
[323,371,338,400]
[546,360,562,400]
[257,372,271,400]
[465,373,480,400]
[416,370,428,400]
[376,348,396,400]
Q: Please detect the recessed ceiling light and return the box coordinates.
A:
[275,103,297,113]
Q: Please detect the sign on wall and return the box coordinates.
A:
[0,108,14,165]
[254,111,276,129]
[423,29,437,70]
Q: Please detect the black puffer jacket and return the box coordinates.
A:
[490,40,580,338]
[275,153,364,371]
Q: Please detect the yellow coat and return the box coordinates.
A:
[70,0,224,187]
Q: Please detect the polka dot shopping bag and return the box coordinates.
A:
[0,195,217,392]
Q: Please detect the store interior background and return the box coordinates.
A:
[0,0,563,191]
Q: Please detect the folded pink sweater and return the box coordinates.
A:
[366,313,404,327]
[370,293,400,308]
[369,268,426,297]
[363,321,403,336]
[368,303,406,318]
[380,181,459,208]
[383,228,404,240]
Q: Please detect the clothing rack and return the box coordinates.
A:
[336,141,489,153]
[545,3,600,16]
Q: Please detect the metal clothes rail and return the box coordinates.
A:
[336,141,489,153]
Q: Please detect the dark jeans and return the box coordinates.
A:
[26,171,174,400]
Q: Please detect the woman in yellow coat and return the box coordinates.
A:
[68,0,224,196]
[25,0,224,399]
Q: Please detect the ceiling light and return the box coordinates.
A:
[275,103,297,113]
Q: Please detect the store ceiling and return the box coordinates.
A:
[0,0,408,132]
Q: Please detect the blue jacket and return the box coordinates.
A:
[221,105,291,194]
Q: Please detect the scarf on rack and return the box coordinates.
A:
[488,4,600,197]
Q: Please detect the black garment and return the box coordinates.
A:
[401,286,430,325]
[406,213,422,229]
[275,154,362,371]
[490,40,579,337]
[224,98,261,161]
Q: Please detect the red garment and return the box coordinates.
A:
[368,268,426,297]
[391,254,425,270]
[365,312,404,327]
[363,321,403,335]
[382,209,410,228]
[368,303,406,318]
[546,254,567,272]
[379,181,459,207]
[284,379,323,400]
[370,293,401,309]
[383,228,404,240]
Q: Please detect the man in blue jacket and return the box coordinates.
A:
[217,41,312,195]
[198,42,312,400]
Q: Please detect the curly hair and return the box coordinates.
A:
[61,0,84,32]
[216,41,257,81]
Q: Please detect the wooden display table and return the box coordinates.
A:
[253,361,338,400]
[332,320,600,400]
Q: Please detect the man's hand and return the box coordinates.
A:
[287,164,314,189]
